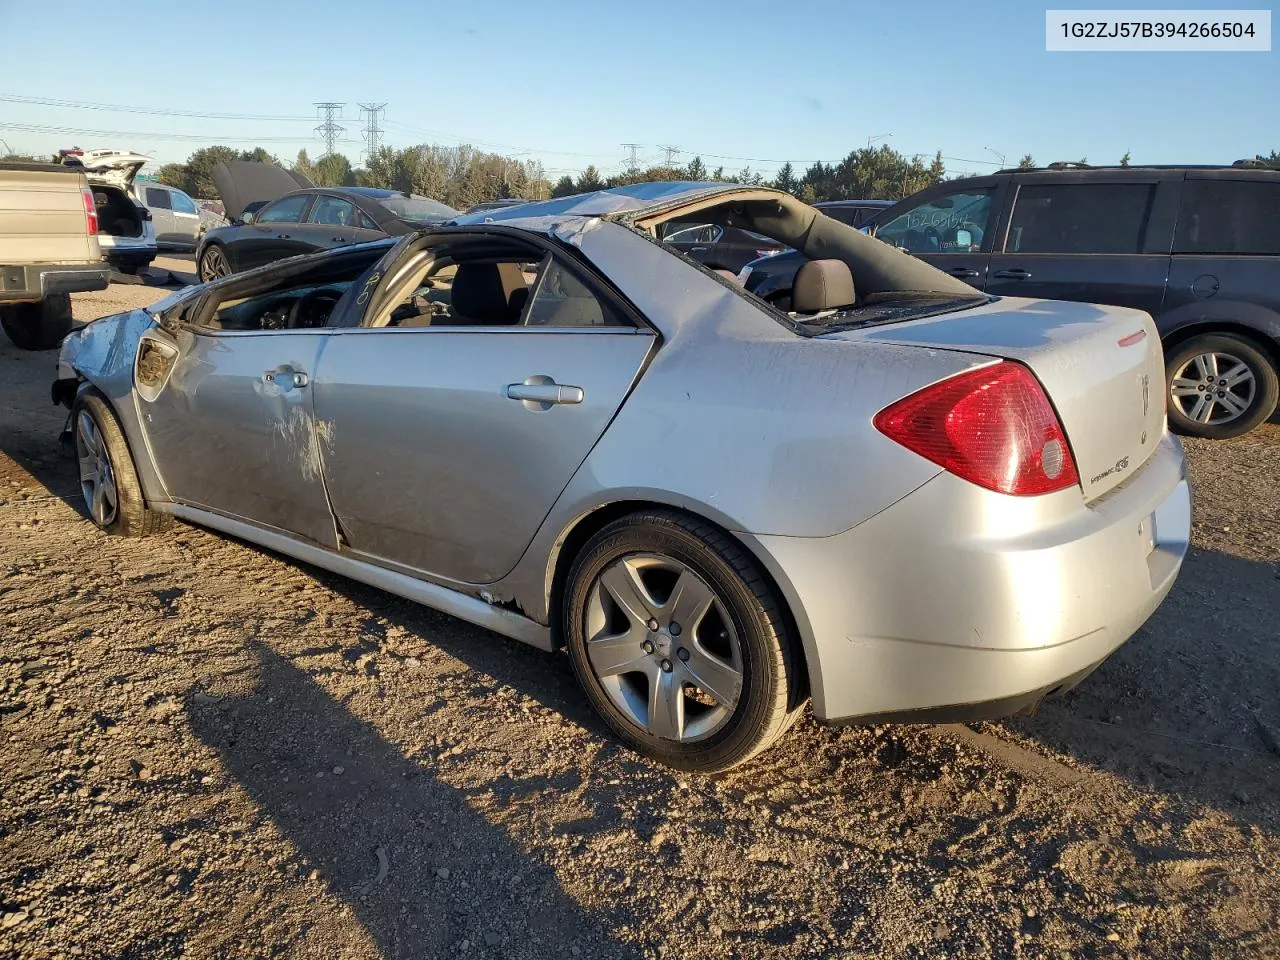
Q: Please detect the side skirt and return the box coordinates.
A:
[166,504,554,652]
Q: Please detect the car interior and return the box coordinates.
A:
[93,186,145,238]
[366,236,628,329]
[639,193,985,326]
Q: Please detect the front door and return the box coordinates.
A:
[871,178,1006,289]
[314,255,655,584]
[143,186,177,245]
[135,327,337,546]
[239,194,314,269]
[983,174,1176,315]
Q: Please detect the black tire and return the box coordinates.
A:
[0,294,74,351]
[1165,333,1279,440]
[71,388,172,538]
[198,244,231,283]
[564,510,805,772]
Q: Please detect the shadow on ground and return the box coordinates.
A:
[188,641,643,960]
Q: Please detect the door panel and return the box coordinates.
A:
[313,329,655,583]
[137,330,337,546]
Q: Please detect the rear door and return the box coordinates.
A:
[167,188,204,249]
[1164,172,1280,327]
[238,194,314,269]
[871,177,1007,288]
[984,172,1177,315]
[313,249,655,584]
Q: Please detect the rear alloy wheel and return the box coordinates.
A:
[72,389,171,537]
[0,294,73,351]
[198,244,231,283]
[565,510,804,772]
[1165,333,1279,440]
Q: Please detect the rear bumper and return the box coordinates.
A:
[746,433,1191,722]
[0,263,111,302]
[102,246,157,271]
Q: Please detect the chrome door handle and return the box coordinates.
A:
[506,377,584,408]
[263,366,309,389]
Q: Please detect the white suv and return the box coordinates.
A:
[58,149,158,275]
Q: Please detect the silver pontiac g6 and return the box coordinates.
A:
[54,183,1191,771]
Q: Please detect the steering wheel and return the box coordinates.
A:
[289,288,345,329]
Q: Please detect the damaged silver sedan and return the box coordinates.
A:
[53,182,1192,771]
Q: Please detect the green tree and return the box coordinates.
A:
[182,145,241,198]
[685,155,707,180]
[155,163,189,189]
[1017,154,1036,169]
[312,153,355,187]
[575,165,604,192]
[293,149,318,184]
[240,147,279,165]
[551,175,577,197]
[1120,150,1131,167]
[772,161,798,194]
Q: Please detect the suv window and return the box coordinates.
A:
[170,190,199,215]
[257,194,310,224]
[309,196,357,227]
[1006,183,1154,255]
[145,187,172,210]
[1175,180,1280,256]
[525,259,630,328]
[876,190,993,254]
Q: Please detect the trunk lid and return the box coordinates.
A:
[65,149,153,190]
[835,295,1166,502]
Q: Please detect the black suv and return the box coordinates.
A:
[745,163,1280,439]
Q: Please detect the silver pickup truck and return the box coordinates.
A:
[0,161,112,350]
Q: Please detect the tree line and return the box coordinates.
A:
[28,144,1270,207]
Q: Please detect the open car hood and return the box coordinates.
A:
[66,149,153,190]
[212,160,314,220]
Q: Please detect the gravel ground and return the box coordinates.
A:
[1,280,1279,959]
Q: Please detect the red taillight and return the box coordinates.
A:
[82,188,98,236]
[873,361,1079,496]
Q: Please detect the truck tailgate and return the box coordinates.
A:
[0,166,97,264]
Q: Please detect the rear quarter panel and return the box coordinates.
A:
[0,168,98,264]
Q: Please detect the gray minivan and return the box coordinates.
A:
[134,181,205,251]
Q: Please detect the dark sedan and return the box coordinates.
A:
[660,221,791,273]
[197,162,456,281]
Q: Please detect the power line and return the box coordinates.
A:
[313,102,346,157]
[0,93,314,121]
[658,144,681,166]
[358,103,387,164]
[0,121,347,145]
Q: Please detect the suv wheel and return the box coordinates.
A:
[1165,333,1279,440]
[0,294,74,351]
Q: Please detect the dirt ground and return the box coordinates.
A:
[2,271,1279,959]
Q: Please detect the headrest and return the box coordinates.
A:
[792,259,855,313]
[449,262,528,324]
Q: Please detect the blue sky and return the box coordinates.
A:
[0,0,1275,180]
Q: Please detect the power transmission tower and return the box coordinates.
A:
[358,103,387,164]
[621,143,642,175]
[313,102,347,157]
[658,144,680,167]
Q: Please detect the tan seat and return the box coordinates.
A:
[792,259,855,313]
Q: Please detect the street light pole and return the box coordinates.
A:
[867,133,893,149]
[984,146,1007,167]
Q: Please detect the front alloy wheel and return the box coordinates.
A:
[198,245,230,283]
[76,410,118,527]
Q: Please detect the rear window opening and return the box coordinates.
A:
[638,194,988,334]
[93,186,143,239]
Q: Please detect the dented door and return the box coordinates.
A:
[135,328,338,546]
